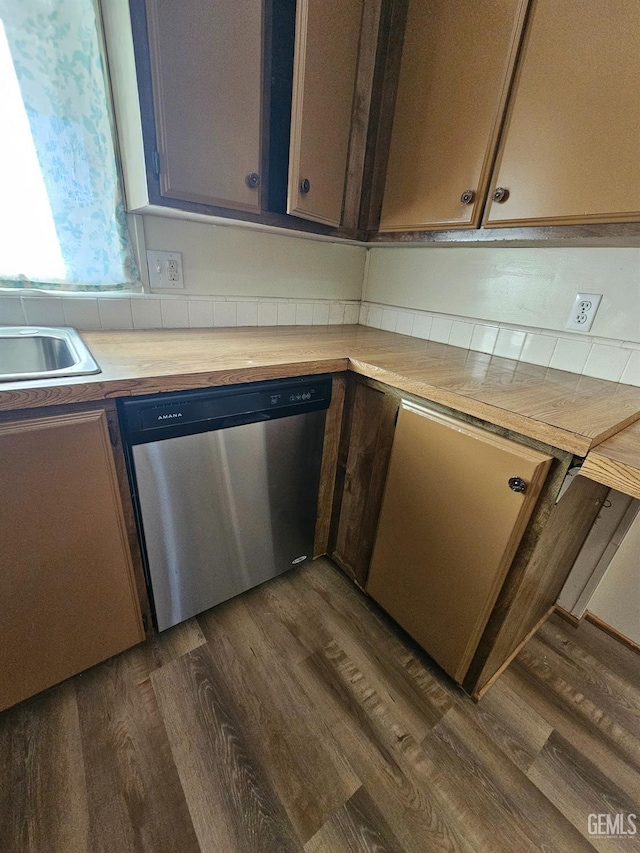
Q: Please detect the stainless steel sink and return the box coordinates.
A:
[0,327,101,382]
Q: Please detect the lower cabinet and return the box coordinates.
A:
[0,405,146,712]
[364,399,552,684]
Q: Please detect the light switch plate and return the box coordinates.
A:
[146,250,184,289]
[565,292,602,332]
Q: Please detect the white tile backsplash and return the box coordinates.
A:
[380,308,398,332]
[583,344,631,382]
[22,296,65,326]
[160,299,189,329]
[258,302,278,326]
[237,301,258,326]
[328,302,345,325]
[0,295,25,325]
[277,303,297,326]
[470,324,499,355]
[295,302,314,325]
[312,303,330,325]
[448,320,474,350]
[62,297,101,330]
[493,328,526,361]
[98,297,133,330]
[430,317,453,344]
[360,300,640,386]
[520,333,557,367]
[187,299,213,328]
[214,301,237,327]
[133,298,163,329]
[550,338,592,373]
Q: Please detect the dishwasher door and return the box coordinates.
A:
[132,409,325,630]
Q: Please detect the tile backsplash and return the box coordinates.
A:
[1,291,638,388]
[0,293,361,331]
[360,301,640,387]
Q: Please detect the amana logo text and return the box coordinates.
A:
[157,412,183,420]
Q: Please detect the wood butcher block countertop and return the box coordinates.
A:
[579,420,640,499]
[1,325,640,456]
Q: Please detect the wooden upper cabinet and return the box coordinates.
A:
[379,0,529,232]
[145,0,263,213]
[486,0,640,226]
[287,0,364,226]
[0,408,145,711]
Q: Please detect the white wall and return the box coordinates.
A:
[142,216,365,300]
[364,247,640,343]
[588,511,640,645]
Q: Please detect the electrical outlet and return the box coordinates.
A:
[146,250,184,289]
[565,292,602,332]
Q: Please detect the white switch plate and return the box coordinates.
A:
[146,250,184,289]
[565,292,602,332]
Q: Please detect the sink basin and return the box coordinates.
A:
[0,327,101,382]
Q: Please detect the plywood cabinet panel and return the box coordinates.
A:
[0,409,144,711]
[485,0,640,226]
[379,0,529,231]
[287,0,364,226]
[366,400,552,683]
[145,0,263,212]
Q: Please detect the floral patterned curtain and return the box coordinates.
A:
[0,0,140,291]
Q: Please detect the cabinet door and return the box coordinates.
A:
[486,0,640,226]
[0,410,144,711]
[287,0,363,226]
[379,0,529,232]
[145,0,263,212]
[365,400,552,683]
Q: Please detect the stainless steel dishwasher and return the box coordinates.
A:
[119,375,331,631]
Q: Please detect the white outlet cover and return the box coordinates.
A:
[146,250,184,289]
[565,292,602,332]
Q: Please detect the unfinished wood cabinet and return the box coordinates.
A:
[365,399,552,683]
[379,0,529,231]
[287,0,364,226]
[0,406,145,711]
[144,0,263,212]
[485,0,640,227]
[330,377,399,585]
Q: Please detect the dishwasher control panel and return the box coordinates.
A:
[118,374,332,445]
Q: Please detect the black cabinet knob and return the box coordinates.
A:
[493,187,509,203]
[508,476,527,493]
[246,172,260,189]
[460,189,475,205]
[300,178,311,195]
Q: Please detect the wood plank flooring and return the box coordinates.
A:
[1,558,639,852]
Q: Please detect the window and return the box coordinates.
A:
[0,0,139,291]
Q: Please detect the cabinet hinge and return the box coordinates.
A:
[107,417,119,448]
[152,148,161,178]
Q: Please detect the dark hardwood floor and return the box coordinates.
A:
[1,559,639,852]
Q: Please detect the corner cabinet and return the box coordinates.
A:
[378,0,529,232]
[485,0,640,227]
[365,400,552,683]
[0,405,146,711]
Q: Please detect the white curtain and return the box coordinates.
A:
[0,0,140,291]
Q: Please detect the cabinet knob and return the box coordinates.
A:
[508,476,527,493]
[460,190,475,205]
[300,178,311,195]
[246,173,260,189]
[493,187,509,203]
